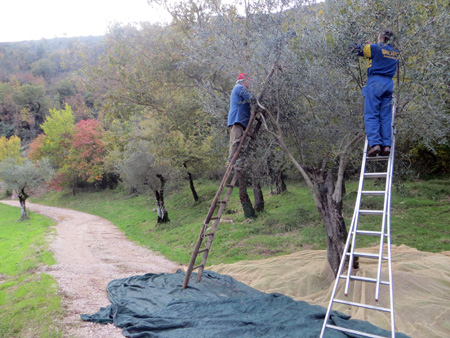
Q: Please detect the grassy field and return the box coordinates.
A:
[35,177,450,266]
[0,203,63,338]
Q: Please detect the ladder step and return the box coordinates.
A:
[359,209,384,216]
[364,172,387,179]
[225,184,234,188]
[193,264,203,270]
[333,299,391,312]
[203,232,214,237]
[325,324,389,338]
[218,200,227,204]
[366,155,389,162]
[347,252,388,260]
[355,230,383,236]
[361,190,385,196]
[197,248,209,254]
[210,216,219,220]
[339,274,390,285]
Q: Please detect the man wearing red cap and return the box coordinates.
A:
[227,73,253,163]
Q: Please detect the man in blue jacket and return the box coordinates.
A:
[227,73,253,163]
[354,30,399,157]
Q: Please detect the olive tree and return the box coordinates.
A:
[118,139,177,224]
[166,0,449,275]
[0,158,54,220]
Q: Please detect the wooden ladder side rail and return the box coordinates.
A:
[196,170,241,281]
[182,106,258,289]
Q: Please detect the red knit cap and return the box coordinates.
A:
[237,73,252,81]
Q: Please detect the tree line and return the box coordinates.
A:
[0,0,448,274]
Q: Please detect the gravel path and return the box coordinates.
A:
[1,201,179,338]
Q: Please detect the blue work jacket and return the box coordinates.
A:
[358,42,399,78]
[228,83,252,128]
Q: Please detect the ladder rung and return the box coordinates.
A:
[339,274,390,285]
[197,248,209,254]
[203,232,214,237]
[325,324,388,338]
[218,200,227,204]
[225,184,234,188]
[366,156,389,162]
[193,264,203,270]
[359,209,384,216]
[348,252,388,260]
[361,190,385,196]
[356,230,383,236]
[333,299,391,312]
[364,172,387,179]
[210,216,219,220]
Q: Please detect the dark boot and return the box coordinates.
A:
[380,146,391,156]
[368,145,381,157]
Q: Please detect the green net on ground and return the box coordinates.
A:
[82,269,410,338]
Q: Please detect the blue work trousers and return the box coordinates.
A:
[362,75,394,147]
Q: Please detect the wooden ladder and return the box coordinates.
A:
[182,107,262,289]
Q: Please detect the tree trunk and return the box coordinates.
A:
[18,188,30,221]
[155,174,169,224]
[187,171,199,202]
[183,161,199,202]
[260,103,364,277]
[252,180,265,212]
[275,169,287,194]
[238,171,256,219]
[307,167,348,276]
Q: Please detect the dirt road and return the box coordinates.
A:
[1,201,179,338]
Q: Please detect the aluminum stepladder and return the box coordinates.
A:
[182,106,262,289]
[320,102,397,338]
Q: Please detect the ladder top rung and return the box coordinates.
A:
[325,324,389,338]
[361,190,385,196]
[333,299,391,312]
[366,155,389,162]
[364,172,387,178]
[359,209,384,215]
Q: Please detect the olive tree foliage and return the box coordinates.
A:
[321,0,449,150]
[156,0,356,275]
[0,157,54,220]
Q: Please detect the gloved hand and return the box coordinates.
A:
[348,42,363,55]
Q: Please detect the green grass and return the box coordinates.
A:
[35,177,450,267]
[0,203,63,338]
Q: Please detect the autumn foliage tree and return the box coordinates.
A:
[0,135,21,162]
[28,104,107,193]
[69,119,106,184]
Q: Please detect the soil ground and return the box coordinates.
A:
[1,200,179,338]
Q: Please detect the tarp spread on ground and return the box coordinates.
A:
[81,269,410,338]
[210,245,450,338]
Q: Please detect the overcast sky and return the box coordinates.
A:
[0,0,171,43]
